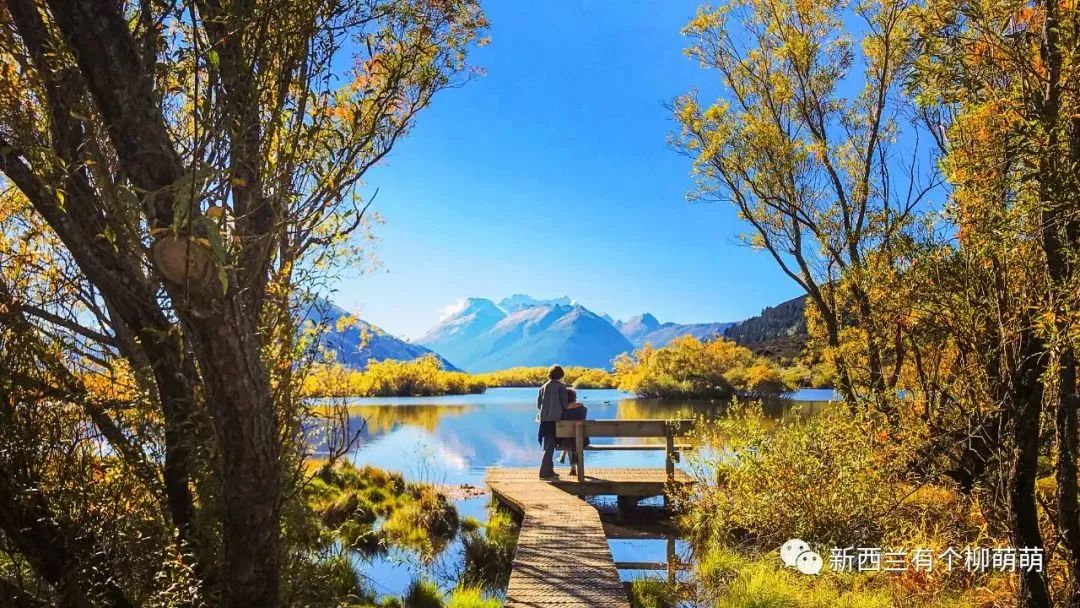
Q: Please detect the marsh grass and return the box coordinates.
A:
[381,579,500,608]
[446,586,502,608]
[628,577,680,608]
[307,461,459,560]
[461,504,520,591]
[402,579,444,608]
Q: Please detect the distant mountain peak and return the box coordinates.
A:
[439,297,501,319]
[423,297,506,346]
[418,296,630,372]
[617,313,664,342]
[498,294,573,312]
[614,311,734,348]
[415,294,740,371]
[633,312,661,327]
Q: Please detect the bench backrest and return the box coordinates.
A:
[553,418,694,484]
[554,418,694,438]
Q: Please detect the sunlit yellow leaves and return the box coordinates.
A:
[301,355,486,398]
[80,358,139,402]
[206,204,225,219]
[613,335,792,399]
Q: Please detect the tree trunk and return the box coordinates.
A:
[1011,326,1053,608]
[1057,349,1080,606]
[187,305,281,608]
[33,2,285,603]
[1038,1,1080,599]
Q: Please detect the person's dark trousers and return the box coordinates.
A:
[538,421,558,477]
[540,434,557,477]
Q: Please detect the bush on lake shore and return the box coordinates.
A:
[474,366,616,389]
[302,357,623,397]
[301,350,838,399]
[302,355,486,397]
[674,404,1015,606]
[613,336,790,399]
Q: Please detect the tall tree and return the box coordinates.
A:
[672,0,940,419]
[0,1,486,606]
[916,0,1080,603]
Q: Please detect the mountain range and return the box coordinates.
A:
[303,298,458,371]
[615,313,733,348]
[314,292,808,372]
[416,297,632,372]
[411,294,745,371]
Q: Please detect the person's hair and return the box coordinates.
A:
[548,365,565,380]
[567,388,577,402]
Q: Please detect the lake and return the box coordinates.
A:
[316,387,835,599]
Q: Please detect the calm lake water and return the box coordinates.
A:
[319,387,835,598]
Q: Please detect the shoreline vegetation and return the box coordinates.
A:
[304,460,514,607]
[302,336,834,399]
[632,405,1018,607]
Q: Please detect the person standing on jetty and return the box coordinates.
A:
[536,365,569,479]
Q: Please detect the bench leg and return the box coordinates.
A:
[667,535,676,584]
[616,495,639,520]
[575,422,585,482]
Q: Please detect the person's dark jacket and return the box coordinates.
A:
[536,379,568,423]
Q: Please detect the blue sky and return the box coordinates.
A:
[332,1,804,339]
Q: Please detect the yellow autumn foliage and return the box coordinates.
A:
[474,366,616,389]
[301,354,485,398]
[613,335,791,399]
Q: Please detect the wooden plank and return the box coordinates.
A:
[488,467,691,498]
[555,419,694,438]
[613,561,688,571]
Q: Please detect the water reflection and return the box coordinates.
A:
[324,388,834,487]
[329,387,835,597]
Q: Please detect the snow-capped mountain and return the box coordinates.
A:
[497,294,573,312]
[417,297,633,372]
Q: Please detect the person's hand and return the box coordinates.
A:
[566,402,582,409]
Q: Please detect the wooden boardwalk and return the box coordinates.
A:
[487,467,691,608]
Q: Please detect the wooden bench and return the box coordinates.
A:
[554,418,695,484]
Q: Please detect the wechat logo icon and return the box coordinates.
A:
[781,538,824,575]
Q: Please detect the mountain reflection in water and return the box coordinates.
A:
[311,387,834,489]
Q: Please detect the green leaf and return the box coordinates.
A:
[207,50,220,69]
[171,172,198,230]
[203,218,228,263]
